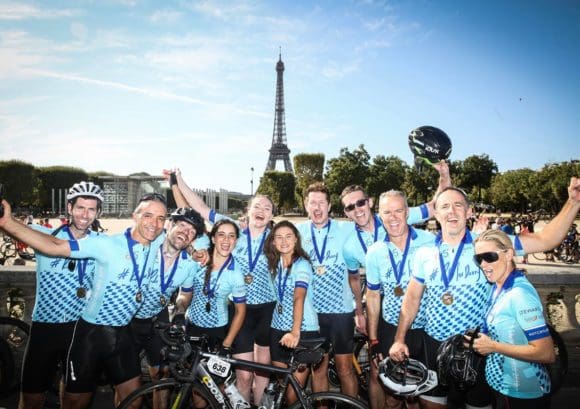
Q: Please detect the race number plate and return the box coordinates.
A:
[207,356,231,378]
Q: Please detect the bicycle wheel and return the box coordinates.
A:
[547,325,568,395]
[289,392,369,409]
[0,337,15,398]
[0,317,30,394]
[118,378,222,409]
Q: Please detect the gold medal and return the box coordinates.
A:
[76,287,86,298]
[277,304,283,314]
[135,291,142,303]
[160,295,167,306]
[441,292,454,306]
[316,265,326,275]
[244,274,254,284]
[394,286,404,297]
[205,301,211,313]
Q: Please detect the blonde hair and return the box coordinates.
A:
[474,229,516,270]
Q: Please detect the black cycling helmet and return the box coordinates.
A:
[408,126,452,169]
[378,358,438,397]
[170,208,205,239]
[436,327,480,391]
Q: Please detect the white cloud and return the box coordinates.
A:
[321,59,360,79]
[149,9,182,23]
[0,1,80,20]
[70,22,88,42]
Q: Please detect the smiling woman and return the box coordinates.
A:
[472,229,555,409]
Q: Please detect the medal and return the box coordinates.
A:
[160,295,167,306]
[441,292,454,305]
[135,291,143,303]
[311,221,331,274]
[205,301,211,313]
[316,265,326,275]
[394,286,404,297]
[244,274,254,284]
[76,287,86,298]
[125,229,151,308]
[277,304,283,314]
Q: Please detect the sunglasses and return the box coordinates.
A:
[473,250,507,266]
[139,192,167,205]
[344,198,368,212]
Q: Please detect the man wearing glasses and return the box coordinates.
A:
[18,181,104,409]
[0,192,168,409]
[389,178,580,409]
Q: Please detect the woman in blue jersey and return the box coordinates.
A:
[472,229,555,409]
[264,220,319,405]
[176,219,247,353]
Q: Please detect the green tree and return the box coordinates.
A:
[0,160,40,208]
[293,153,325,210]
[531,161,580,213]
[324,145,370,210]
[489,169,535,212]
[37,166,89,209]
[365,155,409,201]
[455,154,498,202]
[257,171,296,214]
[402,165,440,206]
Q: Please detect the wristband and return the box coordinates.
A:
[369,339,379,347]
[169,172,178,187]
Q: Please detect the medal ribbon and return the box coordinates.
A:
[65,226,88,287]
[356,214,382,253]
[159,247,184,294]
[204,254,233,299]
[483,270,521,332]
[276,259,291,309]
[310,220,331,265]
[245,228,267,273]
[125,228,151,290]
[437,232,467,290]
[387,228,412,286]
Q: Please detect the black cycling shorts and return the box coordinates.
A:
[269,328,320,364]
[65,319,140,393]
[130,308,169,367]
[233,302,276,353]
[318,312,354,355]
[21,321,76,393]
[377,319,425,360]
[186,322,227,352]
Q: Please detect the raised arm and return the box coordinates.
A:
[165,169,212,221]
[425,160,452,218]
[0,200,71,257]
[519,177,580,254]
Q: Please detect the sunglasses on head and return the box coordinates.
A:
[473,250,507,266]
[344,198,368,212]
[139,192,167,205]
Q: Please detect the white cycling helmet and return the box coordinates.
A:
[67,181,104,202]
[378,358,438,397]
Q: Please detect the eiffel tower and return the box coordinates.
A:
[266,51,293,173]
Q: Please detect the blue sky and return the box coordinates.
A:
[1,0,578,194]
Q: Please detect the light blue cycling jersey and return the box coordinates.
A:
[343,205,429,273]
[134,248,201,319]
[69,228,165,326]
[296,219,355,314]
[484,270,551,399]
[209,210,276,305]
[271,257,319,332]
[185,257,246,328]
[365,226,435,329]
[411,230,524,341]
[30,225,98,323]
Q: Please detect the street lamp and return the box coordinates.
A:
[250,167,254,196]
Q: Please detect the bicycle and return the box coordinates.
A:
[119,322,369,409]
[0,316,30,397]
[547,324,568,395]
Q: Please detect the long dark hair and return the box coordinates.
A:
[264,220,310,276]
[204,219,240,291]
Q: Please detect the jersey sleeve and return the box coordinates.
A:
[293,259,312,289]
[193,234,210,250]
[410,246,430,284]
[407,204,429,225]
[231,269,247,304]
[511,287,550,341]
[365,244,381,290]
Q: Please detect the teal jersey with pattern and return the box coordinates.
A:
[365,227,435,329]
[297,219,355,314]
[209,210,276,305]
[484,271,551,398]
[69,228,165,326]
[185,258,246,328]
[135,248,201,319]
[412,231,524,341]
[31,225,98,323]
[271,257,319,332]
[343,205,429,273]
